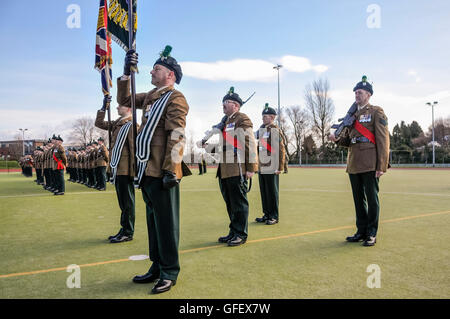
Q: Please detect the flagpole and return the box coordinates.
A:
[127,0,137,178]
[105,63,113,153]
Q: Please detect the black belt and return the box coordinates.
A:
[351,136,371,144]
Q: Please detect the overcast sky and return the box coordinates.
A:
[0,0,449,143]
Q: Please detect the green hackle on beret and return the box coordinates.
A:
[362,75,367,82]
[160,45,172,59]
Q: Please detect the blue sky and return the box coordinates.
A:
[0,0,449,142]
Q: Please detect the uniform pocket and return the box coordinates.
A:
[359,142,376,150]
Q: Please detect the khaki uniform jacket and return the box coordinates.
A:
[257,123,285,174]
[53,144,67,169]
[117,78,190,180]
[337,104,390,174]
[89,149,97,169]
[207,112,258,179]
[96,144,109,167]
[51,145,57,170]
[95,111,137,177]
[44,148,51,169]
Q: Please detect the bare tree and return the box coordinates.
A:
[285,105,309,164]
[70,117,96,146]
[278,108,292,160]
[304,78,335,147]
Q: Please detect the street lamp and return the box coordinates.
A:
[273,64,283,126]
[18,128,28,156]
[426,101,438,167]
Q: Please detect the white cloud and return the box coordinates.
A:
[407,69,421,83]
[180,55,328,82]
[280,55,329,73]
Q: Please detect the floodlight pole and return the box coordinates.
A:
[19,128,28,156]
[273,64,282,126]
[426,101,438,167]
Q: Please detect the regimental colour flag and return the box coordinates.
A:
[107,0,137,51]
[95,0,113,95]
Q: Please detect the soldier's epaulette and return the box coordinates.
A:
[379,118,387,126]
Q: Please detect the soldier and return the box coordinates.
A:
[23,155,33,177]
[88,142,97,188]
[33,148,41,184]
[46,136,57,192]
[95,96,137,243]
[42,141,51,190]
[255,103,285,225]
[201,87,258,247]
[76,148,84,184]
[82,146,88,185]
[37,147,45,185]
[52,135,67,195]
[198,154,203,175]
[202,154,207,174]
[118,45,191,294]
[95,137,109,190]
[329,76,390,247]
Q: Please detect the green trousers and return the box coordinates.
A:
[258,173,280,220]
[114,175,135,236]
[141,176,180,281]
[219,176,249,240]
[348,171,380,237]
[54,169,65,192]
[96,166,106,189]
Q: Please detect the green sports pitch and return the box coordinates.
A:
[0,168,449,299]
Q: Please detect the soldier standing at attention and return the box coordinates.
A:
[95,137,109,191]
[53,135,67,195]
[201,87,258,247]
[255,103,285,225]
[95,95,137,243]
[117,45,191,294]
[89,142,98,188]
[49,135,58,192]
[329,76,390,247]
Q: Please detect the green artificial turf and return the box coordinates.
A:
[0,168,449,299]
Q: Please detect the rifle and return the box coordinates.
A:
[331,102,358,138]
[198,91,256,146]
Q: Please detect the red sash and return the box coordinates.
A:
[53,153,65,170]
[222,129,243,150]
[354,120,376,144]
[259,137,272,153]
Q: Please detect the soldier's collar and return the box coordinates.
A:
[227,111,239,121]
[358,102,370,111]
[152,85,174,99]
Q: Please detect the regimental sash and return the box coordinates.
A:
[222,124,243,151]
[354,120,376,144]
[110,121,132,184]
[136,91,174,184]
[52,152,64,170]
[259,137,272,153]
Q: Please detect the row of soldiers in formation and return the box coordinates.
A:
[30,135,109,195]
[31,135,66,195]
[65,139,109,190]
